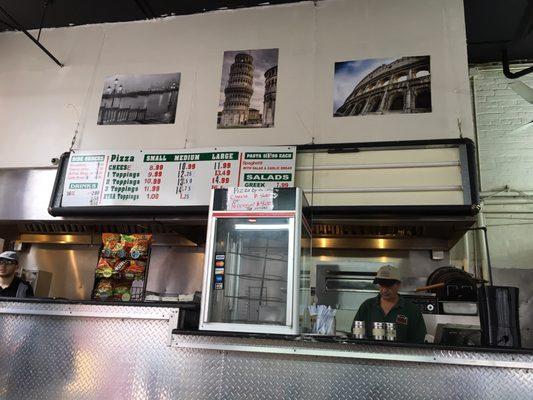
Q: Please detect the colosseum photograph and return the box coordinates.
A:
[334,56,431,117]
[217,48,278,129]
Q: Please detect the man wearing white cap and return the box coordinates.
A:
[0,251,34,298]
[353,265,426,343]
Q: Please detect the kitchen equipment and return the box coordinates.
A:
[385,322,397,341]
[21,269,52,297]
[441,301,478,315]
[416,283,445,292]
[478,285,521,348]
[425,266,479,303]
[402,294,438,314]
[435,323,481,346]
[372,322,386,340]
[352,320,365,339]
[199,188,312,335]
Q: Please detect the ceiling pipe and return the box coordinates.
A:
[0,17,16,30]
[133,0,157,20]
[0,5,63,68]
[37,0,52,42]
[502,48,533,79]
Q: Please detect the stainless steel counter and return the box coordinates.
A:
[172,333,533,399]
[0,299,532,400]
[172,332,533,369]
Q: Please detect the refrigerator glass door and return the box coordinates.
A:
[208,217,291,326]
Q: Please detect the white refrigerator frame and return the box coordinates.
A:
[199,188,305,335]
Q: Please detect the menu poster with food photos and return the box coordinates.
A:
[61,146,296,207]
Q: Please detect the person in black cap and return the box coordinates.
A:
[0,251,34,298]
[353,265,426,343]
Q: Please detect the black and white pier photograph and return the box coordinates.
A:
[97,72,181,125]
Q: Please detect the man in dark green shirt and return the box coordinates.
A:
[353,265,426,343]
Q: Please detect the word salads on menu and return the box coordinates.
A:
[61,146,296,207]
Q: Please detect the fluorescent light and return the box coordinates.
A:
[234,224,289,230]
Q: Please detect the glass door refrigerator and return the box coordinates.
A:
[200,188,312,335]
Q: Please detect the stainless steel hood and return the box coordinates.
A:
[0,167,475,251]
[311,216,476,250]
[0,168,207,245]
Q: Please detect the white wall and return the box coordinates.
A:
[472,65,533,192]
[472,64,533,269]
[0,0,472,168]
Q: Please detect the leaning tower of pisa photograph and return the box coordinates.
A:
[217,48,279,129]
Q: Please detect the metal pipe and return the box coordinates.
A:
[37,0,50,42]
[481,191,533,197]
[296,161,459,171]
[303,185,462,194]
[485,216,533,220]
[486,222,533,227]
[484,201,533,205]
[463,230,470,275]
[502,48,533,79]
[473,211,493,285]
[470,75,483,196]
[0,5,63,67]
[133,0,156,19]
[0,17,16,30]
[482,210,533,214]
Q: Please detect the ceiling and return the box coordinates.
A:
[0,0,532,64]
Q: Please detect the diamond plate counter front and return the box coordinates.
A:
[0,301,215,400]
[1,300,532,400]
[172,334,533,400]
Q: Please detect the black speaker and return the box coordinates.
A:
[478,286,521,348]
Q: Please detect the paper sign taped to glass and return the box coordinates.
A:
[226,187,276,211]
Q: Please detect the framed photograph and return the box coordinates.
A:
[334,56,431,117]
[98,72,180,125]
[217,48,279,129]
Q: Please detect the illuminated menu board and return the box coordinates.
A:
[61,146,296,207]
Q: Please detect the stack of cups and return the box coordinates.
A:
[352,320,365,339]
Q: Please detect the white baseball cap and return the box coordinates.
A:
[0,251,18,263]
[373,265,401,284]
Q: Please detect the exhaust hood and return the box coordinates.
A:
[311,216,476,251]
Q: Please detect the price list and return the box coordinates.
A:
[175,161,195,201]
[141,151,240,205]
[60,146,295,208]
[99,152,142,206]
[141,153,196,205]
[62,153,106,207]
[240,149,295,188]
[144,163,164,201]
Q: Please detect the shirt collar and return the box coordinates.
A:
[374,294,405,309]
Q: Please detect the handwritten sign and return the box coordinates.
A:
[226,187,275,211]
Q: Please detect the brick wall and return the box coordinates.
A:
[472,65,533,191]
[472,64,533,270]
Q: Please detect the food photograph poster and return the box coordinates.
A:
[217,48,279,129]
[334,56,431,117]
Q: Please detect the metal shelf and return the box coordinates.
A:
[221,294,286,304]
[224,250,288,263]
[224,272,286,283]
